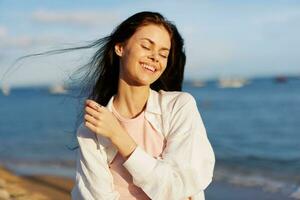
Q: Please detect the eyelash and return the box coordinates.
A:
[141,45,150,50]
[141,45,168,59]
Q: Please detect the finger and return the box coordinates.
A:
[84,121,98,134]
[86,99,103,111]
[89,104,102,112]
[86,104,100,112]
[85,106,100,118]
[84,114,98,126]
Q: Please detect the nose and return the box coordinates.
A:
[148,52,159,62]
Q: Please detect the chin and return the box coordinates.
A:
[138,80,153,86]
[126,72,160,86]
[134,78,157,87]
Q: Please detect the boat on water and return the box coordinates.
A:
[191,80,206,88]
[218,78,249,88]
[49,84,68,95]
[1,84,10,96]
[274,75,288,83]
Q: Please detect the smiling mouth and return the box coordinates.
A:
[141,63,156,72]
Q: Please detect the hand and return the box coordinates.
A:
[84,99,138,158]
[84,99,124,140]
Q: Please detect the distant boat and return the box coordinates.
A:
[1,84,10,96]
[191,80,206,88]
[49,84,68,95]
[218,78,249,88]
[274,76,288,83]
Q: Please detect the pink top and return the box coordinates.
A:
[109,103,165,200]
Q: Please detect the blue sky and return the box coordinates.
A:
[0,0,299,86]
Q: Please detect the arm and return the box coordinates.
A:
[122,93,215,200]
[71,124,120,200]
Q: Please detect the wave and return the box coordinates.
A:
[217,156,300,174]
[214,165,300,199]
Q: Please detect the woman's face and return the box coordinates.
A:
[115,24,171,86]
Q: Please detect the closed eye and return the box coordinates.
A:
[141,45,150,50]
[160,54,168,59]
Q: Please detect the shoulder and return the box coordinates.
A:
[158,89,196,109]
[76,122,95,139]
[76,122,111,147]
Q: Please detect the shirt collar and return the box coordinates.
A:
[106,88,162,115]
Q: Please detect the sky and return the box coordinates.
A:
[0,0,300,87]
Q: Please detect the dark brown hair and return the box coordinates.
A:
[3,11,186,106]
[83,11,186,106]
[3,11,186,139]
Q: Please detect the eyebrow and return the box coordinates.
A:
[140,38,170,51]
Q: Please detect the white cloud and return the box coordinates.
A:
[0,26,8,38]
[6,36,33,47]
[0,36,42,48]
[32,10,121,27]
[0,26,34,48]
[0,35,82,48]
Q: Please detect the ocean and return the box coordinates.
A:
[0,77,299,198]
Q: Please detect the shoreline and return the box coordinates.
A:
[0,165,298,200]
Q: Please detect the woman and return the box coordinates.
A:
[71,11,215,200]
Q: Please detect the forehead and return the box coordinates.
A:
[130,24,171,48]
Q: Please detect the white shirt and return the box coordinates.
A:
[71,89,215,200]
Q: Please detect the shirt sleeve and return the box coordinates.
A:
[71,123,120,200]
[122,93,215,200]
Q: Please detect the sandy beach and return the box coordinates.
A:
[0,166,73,200]
[1,165,297,200]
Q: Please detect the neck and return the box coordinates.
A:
[113,79,150,118]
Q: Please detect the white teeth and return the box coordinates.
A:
[141,63,155,72]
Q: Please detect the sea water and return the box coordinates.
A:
[0,77,299,198]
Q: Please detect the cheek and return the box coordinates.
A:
[120,53,141,76]
[161,60,168,71]
[123,48,142,65]
[121,52,135,68]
